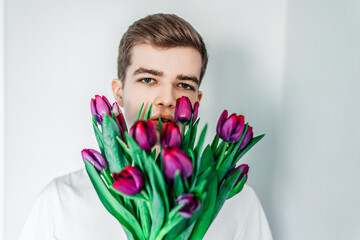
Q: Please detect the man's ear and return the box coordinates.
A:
[112,79,124,107]
[197,90,203,103]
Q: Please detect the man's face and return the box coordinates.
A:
[112,44,203,132]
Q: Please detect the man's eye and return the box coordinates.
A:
[141,78,154,84]
[178,83,193,90]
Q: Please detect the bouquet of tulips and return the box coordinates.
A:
[81,95,264,240]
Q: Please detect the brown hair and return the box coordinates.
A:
[117,13,208,86]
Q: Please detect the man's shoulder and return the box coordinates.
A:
[40,168,94,202]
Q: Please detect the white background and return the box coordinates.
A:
[2,0,360,239]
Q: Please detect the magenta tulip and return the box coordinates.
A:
[81,149,108,171]
[129,120,157,151]
[112,166,144,196]
[175,96,199,125]
[161,122,182,148]
[176,193,201,218]
[112,102,126,140]
[227,164,249,186]
[91,95,112,125]
[239,126,253,150]
[162,147,193,181]
[216,110,245,143]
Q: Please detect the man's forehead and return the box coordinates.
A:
[128,44,202,79]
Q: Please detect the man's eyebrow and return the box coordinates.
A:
[176,74,200,86]
[133,67,164,76]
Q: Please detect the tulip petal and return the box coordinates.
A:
[221,114,238,142]
[95,95,111,116]
[175,96,192,124]
[216,110,228,136]
[89,149,108,169]
[81,149,103,171]
[146,120,157,148]
[193,102,199,122]
[239,126,253,150]
[170,148,193,179]
[134,122,151,151]
[112,102,121,116]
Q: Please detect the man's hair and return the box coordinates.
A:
[117,13,208,86]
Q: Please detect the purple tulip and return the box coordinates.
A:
[112,102,126,140]
[216,110,245,143]
[174,96,199,125]
[239,126,253,150]
[91,95,112,125]
[112,166,144,196]
[227,164,249,186]
[81,149,108,171]
[162,147,193,181]
[176,193,201,218]
[161,122,182,148]
[129,120,157,151]
[193,102,199,123]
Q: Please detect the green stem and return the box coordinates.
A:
[215,143,228,171]
[155,216,183,240]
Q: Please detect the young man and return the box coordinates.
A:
[19,14,272,239]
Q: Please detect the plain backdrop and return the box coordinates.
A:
[2,0,360,239]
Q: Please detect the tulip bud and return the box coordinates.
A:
[216,110,245,143]
[91,95,112,125]
[161,122,182,148]
[174,96,199,125]
[239,126,253,150]
[228,164,249,186]
[176,193,201,218]
[129,120,157,151]
[162,147,193,181]
[81,149,108,171]
[193,102,199,123]
[112,166,144,196]
[112,102,126,140]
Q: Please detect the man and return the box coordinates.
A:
[19,14,272,239]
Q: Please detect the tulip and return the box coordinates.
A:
[112,166,144,196]
[216,110,245,143]
[91,95,112,125]
[176,193,201,218]
[239,126,253,150]
[81,149,108,171]
[161,122,182,148]
[227,164,249,186]
[193,102,199,123]
[112,102,126,140]
[129,120,157,151]
[175,96,199,125]
[162,147,193,181]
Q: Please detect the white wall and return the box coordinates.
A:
[5,0,286,239]
[1,0,5,238]
[271,0,360,239]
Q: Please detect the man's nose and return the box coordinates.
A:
[153,84,176,108]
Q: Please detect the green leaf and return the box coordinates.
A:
[189,119,199,150]
[227,173,247,199]
[143,152,168,239]
[136,103,145,121]
[92,115,105,155]
[136,199,151,239]
[145,103,153,120]
[196,145,214,176]
[212,168,242,222]
[84,160,144,240]
[190,169,218,239]
[174,170,185,197]
[233,134,265,165]
[102,114,129,172]
[194,124,207,160]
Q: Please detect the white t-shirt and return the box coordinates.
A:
[19,168,273,240]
